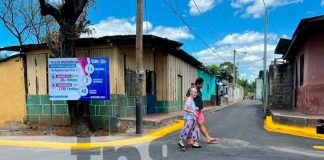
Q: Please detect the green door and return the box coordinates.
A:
[177,75,183,111]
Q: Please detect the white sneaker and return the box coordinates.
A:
[178,140,185,148]
[192,142,202,148]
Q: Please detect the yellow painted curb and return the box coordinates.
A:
[264,116,324,140]
[313,146,324,150]
[0,120,184,150]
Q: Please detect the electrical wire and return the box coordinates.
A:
[191,0,232,51]
[162,0,228,61]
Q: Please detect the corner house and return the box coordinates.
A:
[0,35,219,129]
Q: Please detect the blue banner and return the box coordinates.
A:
[48,58,110,100]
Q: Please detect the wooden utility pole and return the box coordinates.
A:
[135,0,143,134]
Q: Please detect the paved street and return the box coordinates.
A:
[0,100,323,160]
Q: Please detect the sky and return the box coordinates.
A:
[1,0,324,82]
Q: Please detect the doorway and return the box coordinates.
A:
[146,70,156,114]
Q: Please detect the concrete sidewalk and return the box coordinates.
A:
[264,110,324,140]
[118,105,227,130]
[270,110,324,128]
[0,101,241,149]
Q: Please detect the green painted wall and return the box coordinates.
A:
[197,70,216,101]
[26,92,195,131]
[26,94,185,129]
[155,100,181,113]
[26,95,148,130]
[26,95,69,126]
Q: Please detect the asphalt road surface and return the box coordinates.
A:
[0,100,323,160]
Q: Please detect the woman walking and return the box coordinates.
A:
[178,88,201,151]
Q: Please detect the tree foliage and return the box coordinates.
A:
[208,62,238,81]
[237,78,256,96]
[208,62,255,96]
[39,0,93,57]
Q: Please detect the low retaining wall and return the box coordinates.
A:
[26,95,148,130]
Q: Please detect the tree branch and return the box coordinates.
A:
[39,0,61,22]
[75,0,89,17]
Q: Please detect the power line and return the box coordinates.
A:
[162,0,228,61]
[172,0,181,31]
[188,40,198,53]
[191,0,232,51]
[173,0,197,55]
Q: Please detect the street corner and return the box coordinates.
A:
[0,119,185,150]
[264,115,324,140]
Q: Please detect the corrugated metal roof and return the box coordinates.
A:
[0,54,21,63]
[0,35,213,73]
[275,38,291,55]
[283,15,324,59]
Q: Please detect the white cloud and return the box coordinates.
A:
[321,0,324,6]
[48,0,62,5]
[192,31,282,81]
[219,31,278,46]
[188,0,222,15]
[281,34,290,39]
[82,17,193,41]
[149,26,193,40]
[243,55,260,61]
[231,0,303,19]
[239,73,256,83]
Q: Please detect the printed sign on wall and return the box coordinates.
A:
[48,58,110,100]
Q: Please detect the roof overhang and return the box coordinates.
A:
[283,15,324,59]
[0,35,213,73]
[275,38,291,55]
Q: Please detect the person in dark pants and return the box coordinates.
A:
[186,77,217,143]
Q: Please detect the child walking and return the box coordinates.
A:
[178,87,201,151]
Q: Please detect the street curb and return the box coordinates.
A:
[264,115,324,140]
[0,102,238,150]
[0,120,184,150]
[313,146,324,150]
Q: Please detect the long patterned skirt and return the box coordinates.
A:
[180,119,200,141]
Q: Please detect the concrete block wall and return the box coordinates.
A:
[269,63,293,110]
[155,101,181,113]
[26,95,70,126]
[26,95,147,130]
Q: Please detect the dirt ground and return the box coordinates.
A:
[0,122,118,137]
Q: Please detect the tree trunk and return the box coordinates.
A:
[61,33,94,136]
[39,0,94,136]
[67,101,94,136]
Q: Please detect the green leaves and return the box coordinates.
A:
[207,62,238,80]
